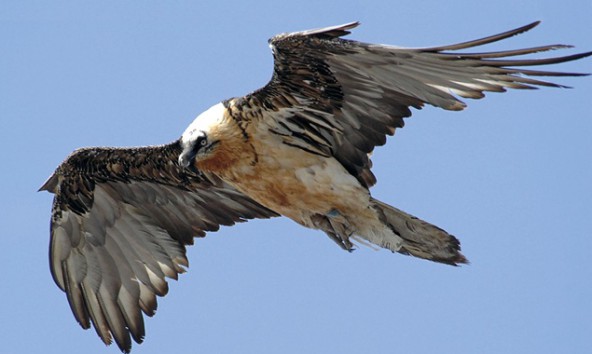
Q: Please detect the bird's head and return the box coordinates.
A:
[178,129,219,171]
[178,101,255,174]
[178,103,227,171]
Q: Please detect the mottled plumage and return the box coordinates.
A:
[41,21,590,352]
[40,142,277,350]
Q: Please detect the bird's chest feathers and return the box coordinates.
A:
[203,131,362,218]
[196,137,255,173]
[194,114,256,173]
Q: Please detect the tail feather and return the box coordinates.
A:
[371,198,468,265]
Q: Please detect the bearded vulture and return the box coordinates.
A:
[40,21,590,352]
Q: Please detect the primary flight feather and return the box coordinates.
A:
[40,21,590,352]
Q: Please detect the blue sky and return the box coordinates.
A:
[1,1,591,353]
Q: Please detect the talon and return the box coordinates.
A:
[327,209,340,218]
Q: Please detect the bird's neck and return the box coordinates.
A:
[196,115,257,175]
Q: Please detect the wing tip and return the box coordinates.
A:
[423,20,544,52]
[270,21,361,44]
[305,21,361,37]
[525,20,541,30]
[39,172,59,192]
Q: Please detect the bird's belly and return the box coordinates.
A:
[220,144,372,225]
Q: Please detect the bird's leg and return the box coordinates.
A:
[326,209,356,251]
[310,214,348,250]
[310,209,356,252]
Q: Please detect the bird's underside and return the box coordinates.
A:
[41,21,590,352]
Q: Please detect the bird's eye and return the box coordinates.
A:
[194,133,208,151]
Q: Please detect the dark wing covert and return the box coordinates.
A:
[227,21,590,188]
[40,140,277,352]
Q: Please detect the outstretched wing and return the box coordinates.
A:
[40,140,277,353]
[226,21,591,188]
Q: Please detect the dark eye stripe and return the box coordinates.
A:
[192,134,208,154]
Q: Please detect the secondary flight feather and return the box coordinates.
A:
[40,21,590,352]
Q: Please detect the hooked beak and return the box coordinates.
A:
[178,148,197,172]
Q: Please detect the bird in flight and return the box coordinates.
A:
[40,21,590,352]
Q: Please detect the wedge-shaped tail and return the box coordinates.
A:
[371,198,468,265]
